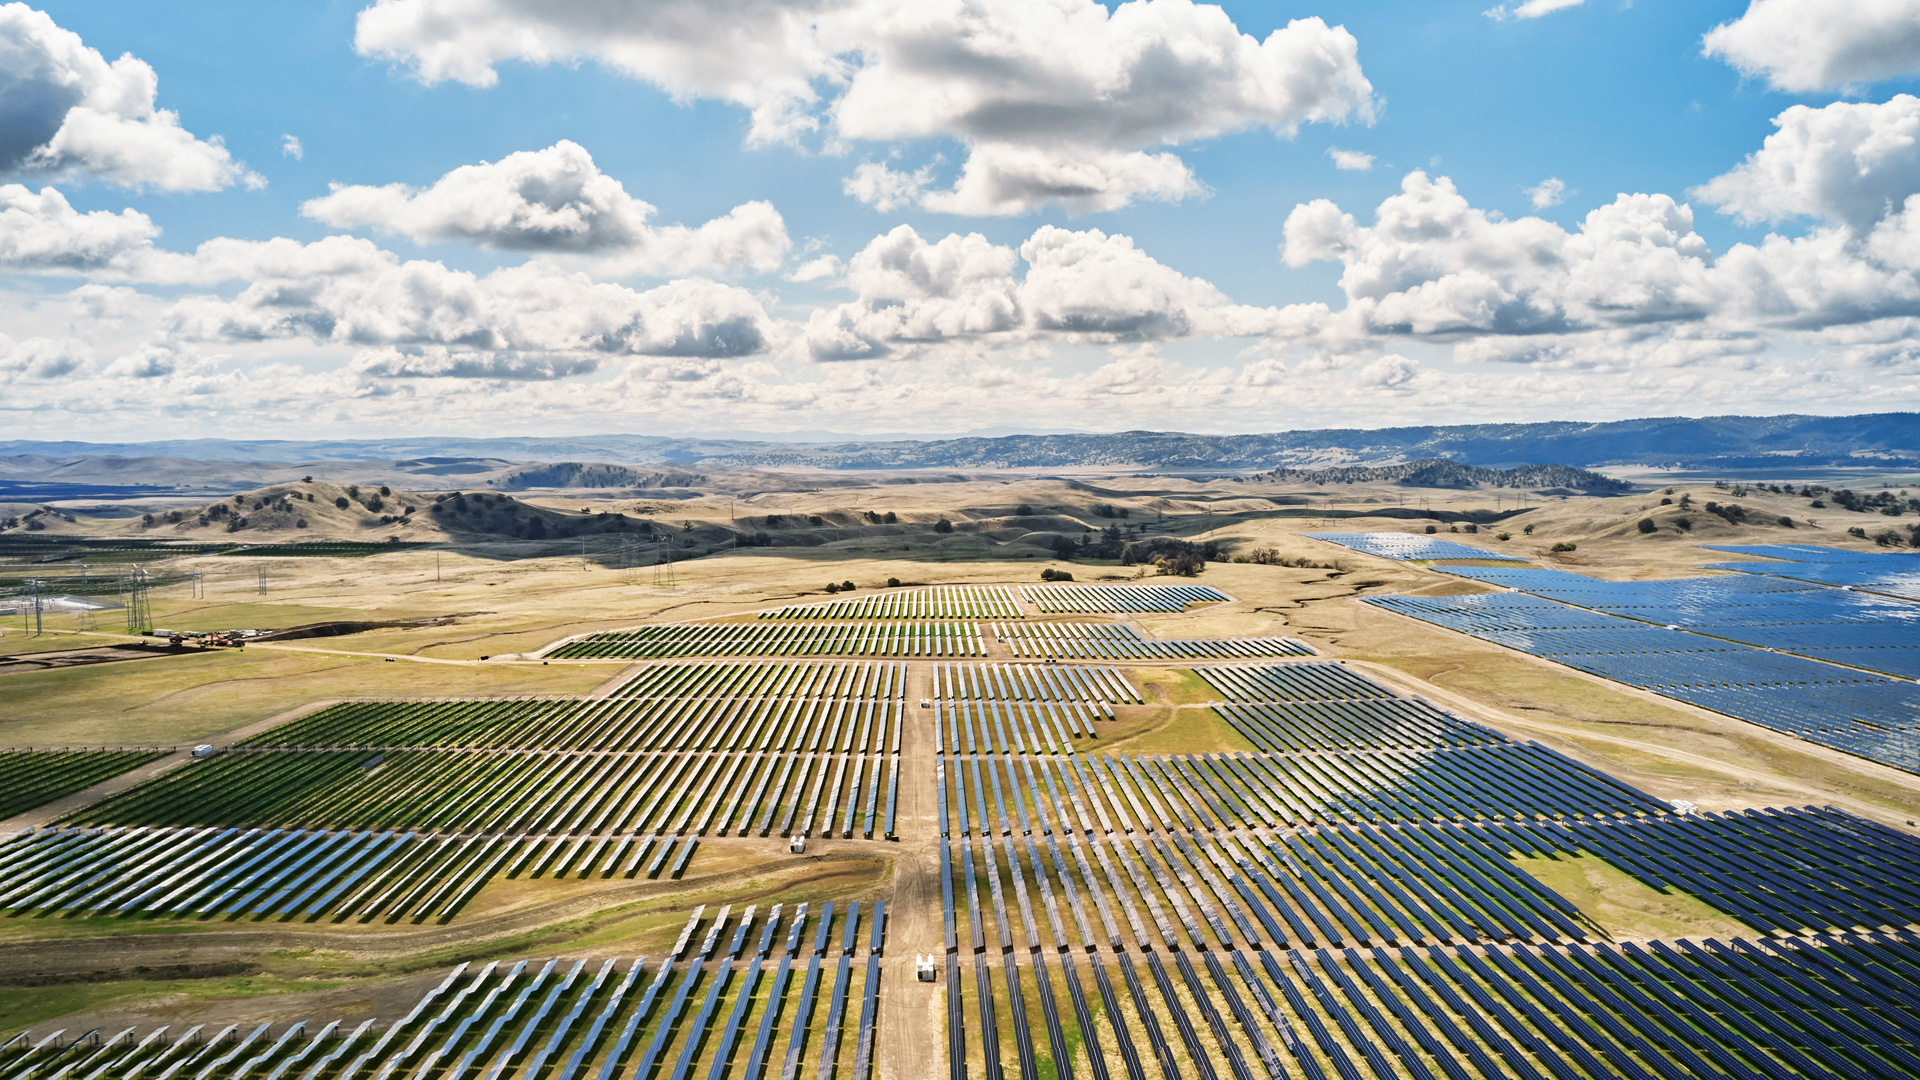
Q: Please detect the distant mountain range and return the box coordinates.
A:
[2,412,1916,477]
[1256,460,1631,492]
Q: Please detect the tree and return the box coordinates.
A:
[841,579,855,591]
[1637,518,1657,534]
[1040,567,1074,581]
[883,511,897,524]
[1423,524,1437,534]
[887,576,901,587]
[335,497,350,510]
[379,486,391,497]
[1777,515,1794,528]
[934,518,954,533]
[1016,504,1033,516]
[826,582,841,594]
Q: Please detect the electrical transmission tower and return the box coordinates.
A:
[124,568,151,634]
[652,543,676,587]
[24,579,43,637]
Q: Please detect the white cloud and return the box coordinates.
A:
[1327,147,1374,172]
[1485,0,1586,20]
[300,140,790,273]
[0,3,257,191]
[0,332,87,380]
[347,345,601,380]
[1703,0,1920,92]
[787,254,843,283]
[803,221,1287,359]
[1693,95,1920,233]
[167,258,780,361]
[0,183,160,273]
[281,134,303,160]
[354,0,1375,215]
[1527,177,1566,208]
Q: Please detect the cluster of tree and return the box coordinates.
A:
[1702,501,1748,524]
[1227,548,1334,568]
[823,579,858,593]
[1090,503,1130,518]
[1039,567,1075,581]
[861,510,899,524]
[1120,537,1222,576]
[1849,524,1920,546]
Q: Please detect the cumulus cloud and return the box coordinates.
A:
[281,134,303,160]
[354,0,1374,215]
[1693,95,1920,233]
[1327,147,1374,172]
[0,332,87,380]
[0,4,257,191]
[300,140,790,273]
[1703,0,1920,92]
[803,221,1285,359]
[348,345,601,380]
[1527,177,1566,209]
[1485,0,1586,20]
[167,257,779,361]
[0,183,160,273]
[1277,148,1920,374]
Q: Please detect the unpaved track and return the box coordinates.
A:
[878,662,941,1080]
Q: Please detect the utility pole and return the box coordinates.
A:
[258,566,266,596]
[436,552,441,582]
[25,579,42,637]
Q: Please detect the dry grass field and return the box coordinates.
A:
[3,467,1918,1074]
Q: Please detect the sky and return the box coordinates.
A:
[5,0,1920,440]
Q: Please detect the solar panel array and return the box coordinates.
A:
[1702,543,1920,601]
[936,649,1920,1080]
[1369,591,1920,772]
[1019,583,1230,612]
[0,903,888,1080]
[1307,530,1530,562]
[757,585,1020,619]
[1441,562,1920,678]
[0,748,164,819]
[993,620,1313,659]
[547,620,984,658]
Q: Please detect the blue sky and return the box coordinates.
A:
[4,0,1920,439]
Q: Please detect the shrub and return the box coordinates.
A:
[1016,504,1034,516]
[1849,526,1868,538]
[1424,524,1437,534]
[886,576,900,587]
[841,579,855,591]
[1463,523,1479,534]
[1660,497,1672,505]
[1810,500,1825,508]
[1778,515,1794,528]
[934,518,954,533]
[1551,541,1577,552]
[808,515,824,526]
[1155,553,1205,577]
[1637,518,1657,534]
[1496,532,1510,541]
